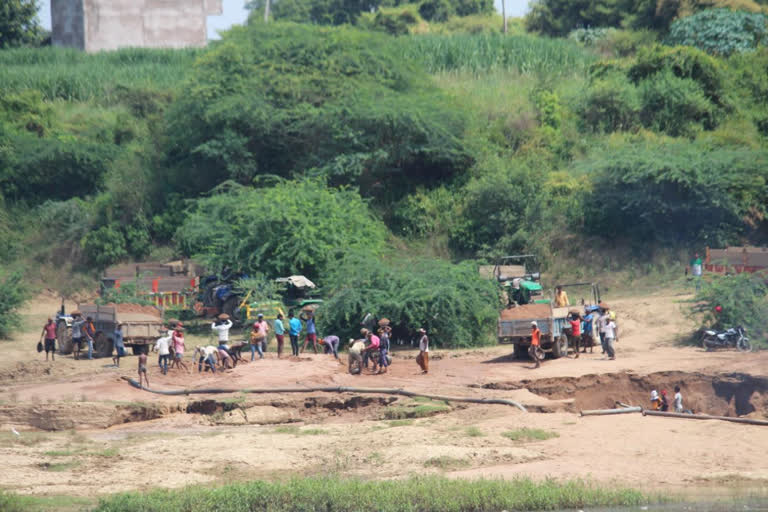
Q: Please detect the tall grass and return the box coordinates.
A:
[94,476,652,512]
[0,47,198,101]
[399,33,595,76]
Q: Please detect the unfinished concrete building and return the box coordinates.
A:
[51,0,223,52]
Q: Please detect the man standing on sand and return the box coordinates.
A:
[603,314,618,360]
[301,312,318,354]
[137,351,149,389]
[113,323,125,367]
[529,321,542,369]
[256,313,270,356]
[71,312,84,360]
[674,385,684,413]
[274,313,286,358]
[212,314,233,345]
[690,253,703,292]
[84,316,96,360]
[288,310,302,357]
[416,328,429,374]
[40,318,57,361]
[155,330,171,375]
[567,311,581,358]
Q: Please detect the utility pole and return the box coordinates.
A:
[264,0,271,22]
[502,0,507,33]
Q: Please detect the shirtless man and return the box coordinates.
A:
[137,351,149,389]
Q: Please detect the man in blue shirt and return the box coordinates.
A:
[288,310,302,357]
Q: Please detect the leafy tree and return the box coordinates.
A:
[665,8,768,57]
[175,180,389,280]
[419,0,455,21]
[82,225,128,268]
[577,71,641,132]
[318,250,500,348]
[580,141,768,244]
[0,0,40,49]
[162,23,469,197]
[638,69,718,136]
[0,268,26,338]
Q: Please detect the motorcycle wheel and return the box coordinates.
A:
[737,338,752,352]
[702,335,718,351]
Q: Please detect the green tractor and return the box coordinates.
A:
[243,275,323,322]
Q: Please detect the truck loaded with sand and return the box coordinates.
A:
[56,303,164,357]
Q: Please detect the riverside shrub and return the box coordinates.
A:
[318,251,499,348]
[175,180,388,280]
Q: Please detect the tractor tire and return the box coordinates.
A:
[57,320,73,355]
[222,296,242,324]
[94,332,114,359]
[513,343,526,359]
[552,334,568,359]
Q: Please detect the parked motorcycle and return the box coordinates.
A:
[701,326,751,352]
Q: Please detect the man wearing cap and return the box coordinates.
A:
[256,314,270,356]
[416,328,429,374]
[529,321,542,369]
[212,314,233,344]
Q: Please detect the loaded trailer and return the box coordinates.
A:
[57,304,165,357]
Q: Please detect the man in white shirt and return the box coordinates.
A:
[154,333,171,375]
[348,338,365,375]
[195,345,219,373]
[603,318,618,360]
[674,385,684,413]
[416,328,429,374]
[212,314,233,345]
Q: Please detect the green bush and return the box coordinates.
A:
[638,69,718,135]
[691,272,768,346]
[365,6,420,35]
[577,72,641,132]
[580,141,768,244]
[318,251,499,347]
[666,9,768,57]
[420,0,455,21]
[628,45,728,110]
[0,268,27,338]
[162,23,469,196]
[82,225,128,268]
[449,156,544,257]
[175,180,388,280]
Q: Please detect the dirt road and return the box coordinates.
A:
[0,289,766,499]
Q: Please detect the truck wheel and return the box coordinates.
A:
[57,321,73,355]
[513,343,526,359]
[132,345,147,356]
[94,332,114,358]
[552,334,568,359]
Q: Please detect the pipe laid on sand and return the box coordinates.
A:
[580,406,642,416]
[643,410,768,426]
[122,377,527,412]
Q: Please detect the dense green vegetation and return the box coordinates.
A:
[2,0,768,341]
[92,476,649,511]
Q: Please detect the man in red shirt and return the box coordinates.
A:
[567,311,581,359]
[529,321,542,369]
[40,318,57,361]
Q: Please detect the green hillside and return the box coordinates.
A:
[2,2,768,344]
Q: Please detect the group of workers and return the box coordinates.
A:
[528,288,619,369]
[650,386,686,413]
